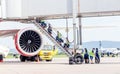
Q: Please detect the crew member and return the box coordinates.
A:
[64,37,70,48]
[84,48,89,64]
[89,48,95,64]
[47,24,52,35]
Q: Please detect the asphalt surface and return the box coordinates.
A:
[0,57,120,74]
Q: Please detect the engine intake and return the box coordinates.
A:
[15,28,42,56]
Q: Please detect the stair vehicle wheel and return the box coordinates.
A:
[74,53,84,64]
[69,57,74,65]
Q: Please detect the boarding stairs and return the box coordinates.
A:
[33,21,73,57]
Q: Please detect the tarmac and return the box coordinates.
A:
[0,57,120,74]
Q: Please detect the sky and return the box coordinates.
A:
[1,16,120,49]
[47,16,120,42]
[82,16,120,42]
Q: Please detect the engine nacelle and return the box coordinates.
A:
[14,28,43,56]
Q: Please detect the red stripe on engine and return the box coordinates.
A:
[14,33,29,56]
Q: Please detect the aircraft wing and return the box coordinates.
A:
[0,29,20,37]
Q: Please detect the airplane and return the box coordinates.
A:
[99,47,120,57]
[0,20,119,62]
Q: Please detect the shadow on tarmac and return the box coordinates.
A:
[1,61,120,65]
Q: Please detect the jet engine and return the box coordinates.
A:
[14,28,42,56]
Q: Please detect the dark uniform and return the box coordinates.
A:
[84,48,89,63]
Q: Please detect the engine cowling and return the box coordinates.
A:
[14,28,42,56]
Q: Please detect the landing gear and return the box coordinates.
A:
[20,55,38,62]
[69,53,84,65]
[20,55,26,62]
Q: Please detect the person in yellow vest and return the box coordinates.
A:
[89,48,95,64]
[56,31,63,45]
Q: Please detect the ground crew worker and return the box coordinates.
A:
[89,48,95,64]
[84,48,89,64]
[95,48,100,63]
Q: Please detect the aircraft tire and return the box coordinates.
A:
[20,55,26,62]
